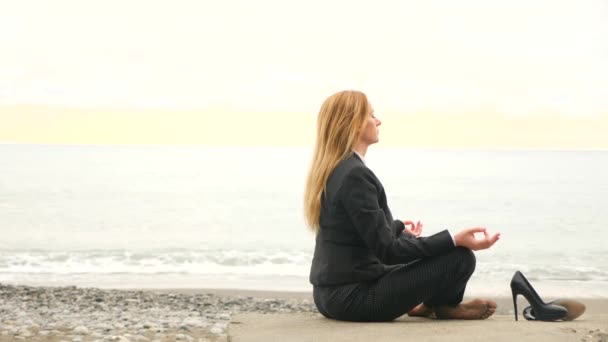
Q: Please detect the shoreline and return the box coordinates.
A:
[3,276,608,298]
[5,281,608,307]
[6,282,608,309]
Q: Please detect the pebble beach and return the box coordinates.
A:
[0,284,316,342]
[2,283,608,342]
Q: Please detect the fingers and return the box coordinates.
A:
[403,221,413,234]
[457,228,500,250]
[465,227,486,234]
[488,232,501,245]
[408,221,422,237]
[404,220,423,237]
[477,232,501,250]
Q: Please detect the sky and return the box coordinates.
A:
[1,0,607,149]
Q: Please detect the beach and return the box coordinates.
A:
[2,147,608,340]
[1,283,607,342]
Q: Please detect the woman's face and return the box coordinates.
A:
[360,104,381,146]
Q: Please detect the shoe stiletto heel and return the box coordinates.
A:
[512,290,518,321]
[510,271,568,322]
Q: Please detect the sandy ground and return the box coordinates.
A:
[209,290,608,342]
[229,312,608,342]
[2,286,607,342]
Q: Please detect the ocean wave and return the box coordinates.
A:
[1,249,607,283]
[475,261,608,282]
[0,249,312,276]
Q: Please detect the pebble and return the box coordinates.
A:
[0,283,315,341]
[73,325,89,335]
[182,317,207,328]
[209,325,224,335]
[217,313,231,320]
[16,327,33,338]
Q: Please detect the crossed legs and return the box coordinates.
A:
[313,247,496,322]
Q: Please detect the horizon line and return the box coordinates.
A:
[1,142,607,153]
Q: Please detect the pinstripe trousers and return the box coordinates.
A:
[313,247,476,322]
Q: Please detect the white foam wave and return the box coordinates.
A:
[0,249,312,277]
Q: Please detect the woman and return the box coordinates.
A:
[304,90,500,322]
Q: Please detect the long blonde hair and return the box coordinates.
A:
[304,90,370,233]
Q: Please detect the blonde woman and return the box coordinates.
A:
[304,90,501,322]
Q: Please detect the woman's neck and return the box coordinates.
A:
[353,143,368,158]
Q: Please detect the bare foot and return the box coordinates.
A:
[407,303,435,317]
[434,298,497,320]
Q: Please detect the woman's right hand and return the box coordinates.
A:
[403,220,423,237]
[454,227,500,251]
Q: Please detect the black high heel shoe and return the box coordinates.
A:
[510,271,568,321]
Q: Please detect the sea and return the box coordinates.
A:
[1,145,607,298]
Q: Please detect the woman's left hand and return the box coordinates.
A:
[403,220,423,237]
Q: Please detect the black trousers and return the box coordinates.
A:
[313,247,476,322]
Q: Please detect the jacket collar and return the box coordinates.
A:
[352,151,366,164]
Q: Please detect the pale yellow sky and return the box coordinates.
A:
[1,0,607,148]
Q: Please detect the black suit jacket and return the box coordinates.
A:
[310,153,455,286]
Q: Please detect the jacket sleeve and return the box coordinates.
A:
[390,219,405,237]
[340,166,454,264]
[391,220,418,239]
